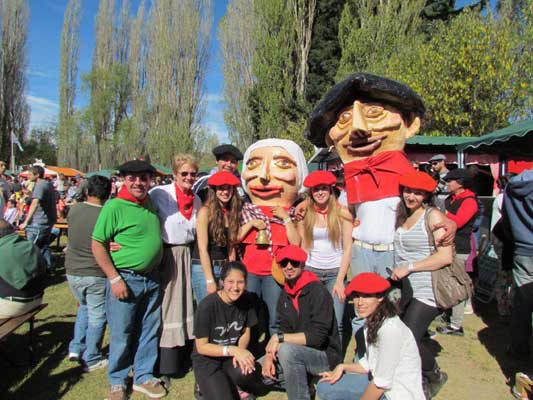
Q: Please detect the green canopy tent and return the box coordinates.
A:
[85,169,118,179]
[152,163,173,176]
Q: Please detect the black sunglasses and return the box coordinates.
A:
[279,259,303,268]
[179,171,197,177]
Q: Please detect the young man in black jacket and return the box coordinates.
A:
[261,245,342,400]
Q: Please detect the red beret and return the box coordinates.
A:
[275,245,308,264]
[303,170,336,188]
[398,171,437,193]
[207,171,240,187]
[345,272,391,296]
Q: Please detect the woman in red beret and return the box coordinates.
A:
[391,171,453,397]
[297,170,353,341]
[317,272,425,400]
[192,171,242,303]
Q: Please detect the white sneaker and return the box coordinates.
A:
[68,352,80,362]
[82,358,108,372]
[464,304,474,315]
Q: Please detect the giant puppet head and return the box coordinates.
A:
[305,73,425,163]
[241,139,308,208]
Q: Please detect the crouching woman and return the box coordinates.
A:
[317,273,425,400]
[192,261,265,400]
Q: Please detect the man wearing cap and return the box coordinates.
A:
[192,143,244,200]
[305,73,455,281]
[437,168,478,336]
[261,245,342,400]
[429,154,450,200]
[91,160,166,400]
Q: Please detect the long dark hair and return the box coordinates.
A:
[395,187,435,229]
[366,295,398,345]
[205,185,241,247]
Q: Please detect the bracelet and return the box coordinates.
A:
[283,217,292,224]
[110,275,123,284]
[408,263,415,272]
[206,279,215,284]
[222,345,229,356]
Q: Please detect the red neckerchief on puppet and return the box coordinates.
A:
[117,185,148,206]
[283,270,319,313]
[175,183,194,220]
[343,150,414,204]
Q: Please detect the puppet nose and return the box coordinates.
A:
[352,101,369,133]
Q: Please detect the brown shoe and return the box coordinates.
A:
[108,385,128,400]
[132,379,167,398]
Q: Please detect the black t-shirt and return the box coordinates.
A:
[192,291,258,374]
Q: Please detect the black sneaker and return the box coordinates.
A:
[429,370,448,397]
[436,325,464,336]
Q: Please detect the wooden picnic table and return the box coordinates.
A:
[15,220,68,247]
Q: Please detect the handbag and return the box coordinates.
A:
[424,208,474,309]
[271,259,285,285]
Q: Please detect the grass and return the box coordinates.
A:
[1,248,529,399]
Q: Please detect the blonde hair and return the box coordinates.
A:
[302,191,343,251]
[172,154,198,174]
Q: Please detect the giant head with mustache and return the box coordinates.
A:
[305,73,425,204]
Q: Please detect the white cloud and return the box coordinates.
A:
[27,94,59,128]
[27,68,52,78]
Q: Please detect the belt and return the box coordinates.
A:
[119,268,151,276]
[0,294,43,303]
[353,239,394,252]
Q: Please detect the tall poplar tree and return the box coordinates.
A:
[0,0,29,163]
[58,0,81,167]
[145,0,212,162]
[218,0,256,150]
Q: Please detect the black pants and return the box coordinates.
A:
[402,298,440,373]
[194,357,267,400]
[511,282,533,354]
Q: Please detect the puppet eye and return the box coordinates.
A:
[274,158,294,169]
[246,159,261,169]
[364,106,385,118]
[337,110,352,125]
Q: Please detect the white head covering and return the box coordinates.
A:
[241,139,309,196]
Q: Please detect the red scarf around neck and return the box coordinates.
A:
[284,270,320,312]
[117,185,147,205]
[175,184,194,220]
[343,150,414,204]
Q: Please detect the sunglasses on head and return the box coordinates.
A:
[279,259,303,268]
[179,171,197,177]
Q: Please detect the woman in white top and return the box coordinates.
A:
[390,171,453,399]
[297,170,352,339]
[149,154,202,378]
[317,272,425,400]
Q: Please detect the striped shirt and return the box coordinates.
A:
[394,210,436,306]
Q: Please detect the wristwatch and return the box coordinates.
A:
[277,332,285,343]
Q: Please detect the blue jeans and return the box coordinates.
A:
[511,255,533,354]
[317,372,372,400]
[350,245,394,335]
[26,223,53,271]
[106,270,161,386]
[268,343,330,400]
[247,273,281,336]
[67,274,107,366]
[306,267,345,339]
[191,260,222,304]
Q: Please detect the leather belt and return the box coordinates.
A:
[0,294,43,303]
[353,239,394,252]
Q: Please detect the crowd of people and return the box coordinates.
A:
[1,72,532,400]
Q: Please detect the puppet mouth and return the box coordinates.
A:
[249,185,282,198]
[343,132,387,155]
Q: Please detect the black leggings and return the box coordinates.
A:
[402,298,440,373]
[194,358,266,400]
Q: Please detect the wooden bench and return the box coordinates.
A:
[0,303,47,366]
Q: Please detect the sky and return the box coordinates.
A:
[26,0,229,140]
[26,0,483,142]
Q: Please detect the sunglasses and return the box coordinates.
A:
[431,161,440,166]
[179,171,197,178]
[279,259,303,268]
[125,174,150,182]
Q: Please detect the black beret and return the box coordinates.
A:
[305,73,426,148]
[117,160,156,176]
[212,144,243,161]
[443,168,473,184]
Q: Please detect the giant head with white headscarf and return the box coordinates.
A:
[241,139,308,208]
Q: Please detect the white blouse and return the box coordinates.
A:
[149,183,201,245]
[359,316,425,400]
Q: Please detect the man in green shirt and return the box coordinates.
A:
[92,160,166,400]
